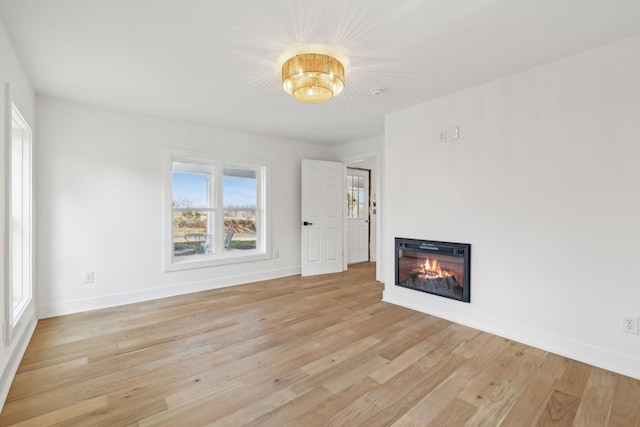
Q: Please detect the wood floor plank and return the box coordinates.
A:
[368,335,445,384]
[609,374,640,427]
[0,393,76,425]
[457,336,522,407]
[572,367,617,426]
[464,380,520,427]
[243,386,335,427]
[10,396,108,427]
[300,336,380,376]
[390,371,469,426]
[207,381,314,426]
[321,355,390,394]
[554,359,591,399]
[136,381,244,426]
[1,263,639,426]
[536,389,581,426]
[426,397,477,427]
[284,377,381,426]
[539,352,571,379]
[358,353,468,426]
[499,370,556,426]
[573,384,614,427]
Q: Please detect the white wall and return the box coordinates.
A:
[383,35,640,379]
[35,97,331,317]
[0,17,37,409]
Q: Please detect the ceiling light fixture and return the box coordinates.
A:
[282,53,345,104]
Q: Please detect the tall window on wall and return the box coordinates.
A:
[7,96,33,336]
[164,149,269,271]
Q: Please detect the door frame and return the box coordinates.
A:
[341,150,383,283]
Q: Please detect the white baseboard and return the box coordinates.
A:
[383,290,640,381]
[38,266,301,319]
[0,310,37,412]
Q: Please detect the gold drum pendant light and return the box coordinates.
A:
[282,53,345,103]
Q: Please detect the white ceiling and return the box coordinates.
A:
[1,0,640,146]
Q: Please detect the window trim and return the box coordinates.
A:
[163,148,270,271]
[4,84,34,345]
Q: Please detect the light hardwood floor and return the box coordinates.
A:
[1,263,639,426]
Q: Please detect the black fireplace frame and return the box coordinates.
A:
[395,237,471,303]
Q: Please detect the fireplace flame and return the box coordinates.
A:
[418,258,452,279]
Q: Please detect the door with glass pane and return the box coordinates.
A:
[346,168,369,264]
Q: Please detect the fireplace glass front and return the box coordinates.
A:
[395,238,470,303]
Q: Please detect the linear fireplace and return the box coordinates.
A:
[395,238,471,303]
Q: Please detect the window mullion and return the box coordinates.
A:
[215,165,225,253]
[255,167,262,250]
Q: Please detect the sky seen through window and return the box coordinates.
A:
[172,172,256,208]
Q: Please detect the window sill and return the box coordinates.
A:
[164,250,270,272]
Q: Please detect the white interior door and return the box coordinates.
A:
[301,159,344,276]
[346,168,369,264]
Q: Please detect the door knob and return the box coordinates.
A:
[302,221,313,226]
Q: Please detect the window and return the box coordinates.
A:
[347,173,365,219]
[7,98,33,335]
[164,149,268,270]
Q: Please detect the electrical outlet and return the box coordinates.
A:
[621,315,639,334]
[274,250,279,258]
[83,272,94,284]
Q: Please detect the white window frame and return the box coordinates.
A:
[163,148,270,271]
[5,84,33,344]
